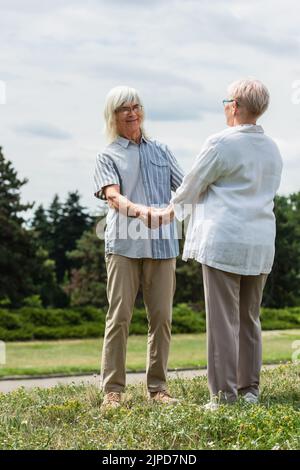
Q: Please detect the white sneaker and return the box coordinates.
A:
[242,392,259,404]
[203,397,219,411]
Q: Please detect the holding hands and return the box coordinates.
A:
[134,204,174,229]
[104,186,174,229]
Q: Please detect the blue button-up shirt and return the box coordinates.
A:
[94,135,184,259]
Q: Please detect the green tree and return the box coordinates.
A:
[64,226,107,307]
[0,147,37,305]
[38,192,93,284]
[30,201,69,307]
[263,193,300,307]
[30,204,52,252]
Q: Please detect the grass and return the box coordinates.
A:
[0,330,299,378]
[0,363,299,450]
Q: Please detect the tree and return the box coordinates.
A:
[30,193,95,307]
[46,192,93,283]
[0,147,37,305]
[30,204,52,252]
[64,226,107,307]
[263,193,300,307]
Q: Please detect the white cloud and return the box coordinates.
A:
[14,122,72,140]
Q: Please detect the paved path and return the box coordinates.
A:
[0,365,279,393]
[0,369,206,393]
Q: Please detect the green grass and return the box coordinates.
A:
[0,330,299,378]
[0,363,299,450]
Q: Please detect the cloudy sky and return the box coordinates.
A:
[1,0,299,219]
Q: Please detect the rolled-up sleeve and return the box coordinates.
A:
[94,153,120,200]
[171,141,225,221]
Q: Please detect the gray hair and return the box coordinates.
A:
[103,85,147,143]
[227,79,270,118]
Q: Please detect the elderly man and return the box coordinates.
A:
[167,79,282,409]
[94,86,184,408]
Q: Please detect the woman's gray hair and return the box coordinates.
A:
[227,79,270,118]
[103,85,146,143]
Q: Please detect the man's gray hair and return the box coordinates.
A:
[227,79,270,118]
[103,85,146,143]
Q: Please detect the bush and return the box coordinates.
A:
[0,312,22,330]
[22,295,43,308]
[261,308,300,330]
[0,305,299,342]
[172,303,206,333]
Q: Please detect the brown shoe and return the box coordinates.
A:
[101,392,122,409]
[149,391,179,405]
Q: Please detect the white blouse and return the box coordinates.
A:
[171,124,283,275]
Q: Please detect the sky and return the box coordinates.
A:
[0,0,299,220]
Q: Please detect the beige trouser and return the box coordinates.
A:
[101,254,176,393]
[202,264,268,402]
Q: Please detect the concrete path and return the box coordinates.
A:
[0,369,206,393]
[0,365,279,393]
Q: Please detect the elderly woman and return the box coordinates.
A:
[94,86,184,409]
[169,79,283,409]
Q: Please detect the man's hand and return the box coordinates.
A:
[104,185,148,220]
[129,204,150,221]
[103,185,174,228]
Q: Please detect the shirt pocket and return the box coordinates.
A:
[150,157,170,189]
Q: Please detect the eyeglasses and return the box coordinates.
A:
[222,99,238,107]
[116,104,143,115]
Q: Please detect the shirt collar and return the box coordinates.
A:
[116,134,148,148]
[236,124,264,134]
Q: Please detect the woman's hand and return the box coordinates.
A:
[137,204,174,228]
[152,204,175,225]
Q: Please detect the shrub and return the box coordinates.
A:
[22,295,43,308]
[0,305,299,342]
[261,308,300,330]
[0,312,22,330]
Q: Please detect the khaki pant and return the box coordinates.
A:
[202,264,268,402]
[101,254,176,393]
